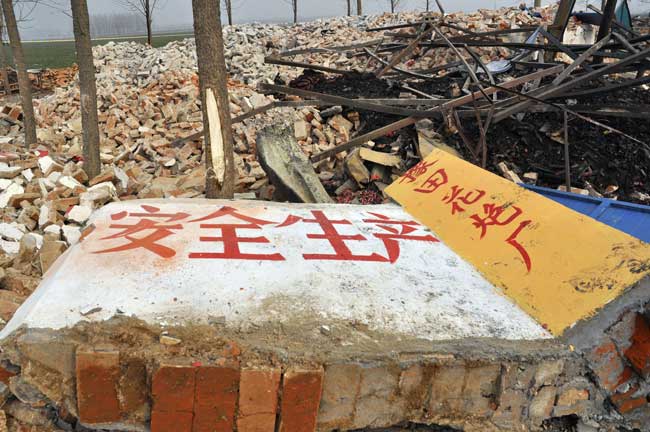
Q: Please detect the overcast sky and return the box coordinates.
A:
[17,0,650,40]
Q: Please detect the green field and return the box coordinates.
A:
[3,33,194,70]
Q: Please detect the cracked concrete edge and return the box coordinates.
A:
[563,274,650,351]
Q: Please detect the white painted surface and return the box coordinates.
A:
[0,199,550,341]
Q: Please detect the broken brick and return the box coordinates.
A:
[151,410,193,432]
[586,339,626,393]
[624,315,650,378]
[237,367,281,432]
[151,364,196,414]
[75,347,121,425]
[193,364,240,432]
[279,368,324,432]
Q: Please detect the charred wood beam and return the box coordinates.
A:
[376,25,434,78]
[309,65,564,163]
[275,39,384,57]
[493,46,650,123]
[538,27,595,73]
[556,74,650,98]
[587,4,640,38]
[259,83,440,118]
[363,47,434,80]
[553,35,611,84]
[264,56,353,75]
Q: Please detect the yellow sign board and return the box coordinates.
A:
[386,149,650,335]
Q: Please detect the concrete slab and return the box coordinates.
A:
[0,199,549,341]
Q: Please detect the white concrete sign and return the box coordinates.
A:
[1,199,550,341]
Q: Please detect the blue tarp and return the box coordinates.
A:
[523,184,650,243]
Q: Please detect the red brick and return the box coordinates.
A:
[152,365,196,413]
[624,315,650,377]
[279,368,324,432]
[8,106,21,121]
[75,347,121,425]
[586,340,626,392]
[611,385,648,414]
[237,367,281,432]
[193,364,240,432]
[0,365,17,386]
[151,410,194,432]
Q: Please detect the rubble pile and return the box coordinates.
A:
[0,3,646,431]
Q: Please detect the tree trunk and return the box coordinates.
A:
[1,0,36,147]
[191,0,235,199]
[357,0,362,15]
[425,0,430,12]
[71,0,101,179]
[145,0,152,46]
[226,0,233,25]
[347,0,351,16]
[534,0,541,7]
[293,0,297,23]
[597,0,617,41]
[391,0,395,13]
[0,7,12,97]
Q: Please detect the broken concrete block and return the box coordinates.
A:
[62,225,82,246]
[359,148,401,168]
[0,223,25,242]
[0,183,24,208]
[66,206,92,225]
[37,156,63,177]
[39,241,67,275]
[294,120,311,141]
[0,166,22,179]
[57,176,85,191]
[345,148,370,186]
[257,125,332,203]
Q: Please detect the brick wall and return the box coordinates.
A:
[4,317,650,431]
[67,348,598,432]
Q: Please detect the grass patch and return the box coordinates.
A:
[2,33,193,70]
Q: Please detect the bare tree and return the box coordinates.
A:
[424,0,430,11]
[91,13,142,37]
[357,0,362,15]
[389,0,403,13]
[1,0,36,147]
[221,0,232,25]
[345,0,351,15]
[283,0,297,23]
[71,0,100,178]
[118,0,165,46]
[0,5,12,96]
[191,0,235,199]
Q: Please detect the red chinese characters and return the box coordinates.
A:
[442,186,486,215]
[397,158,535,272]
[400,160,437,184]
[93,205,190,258]
[470,203,533,272]
[362,213,439,263]
[414,168,448,194]
[93,205,440,265]
[188,206,285,261]
[278,210,386,262]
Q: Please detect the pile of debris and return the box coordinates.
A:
[260,5,650,204]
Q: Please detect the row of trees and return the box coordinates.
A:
[2,0,235,197]
[90,13,143,38]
